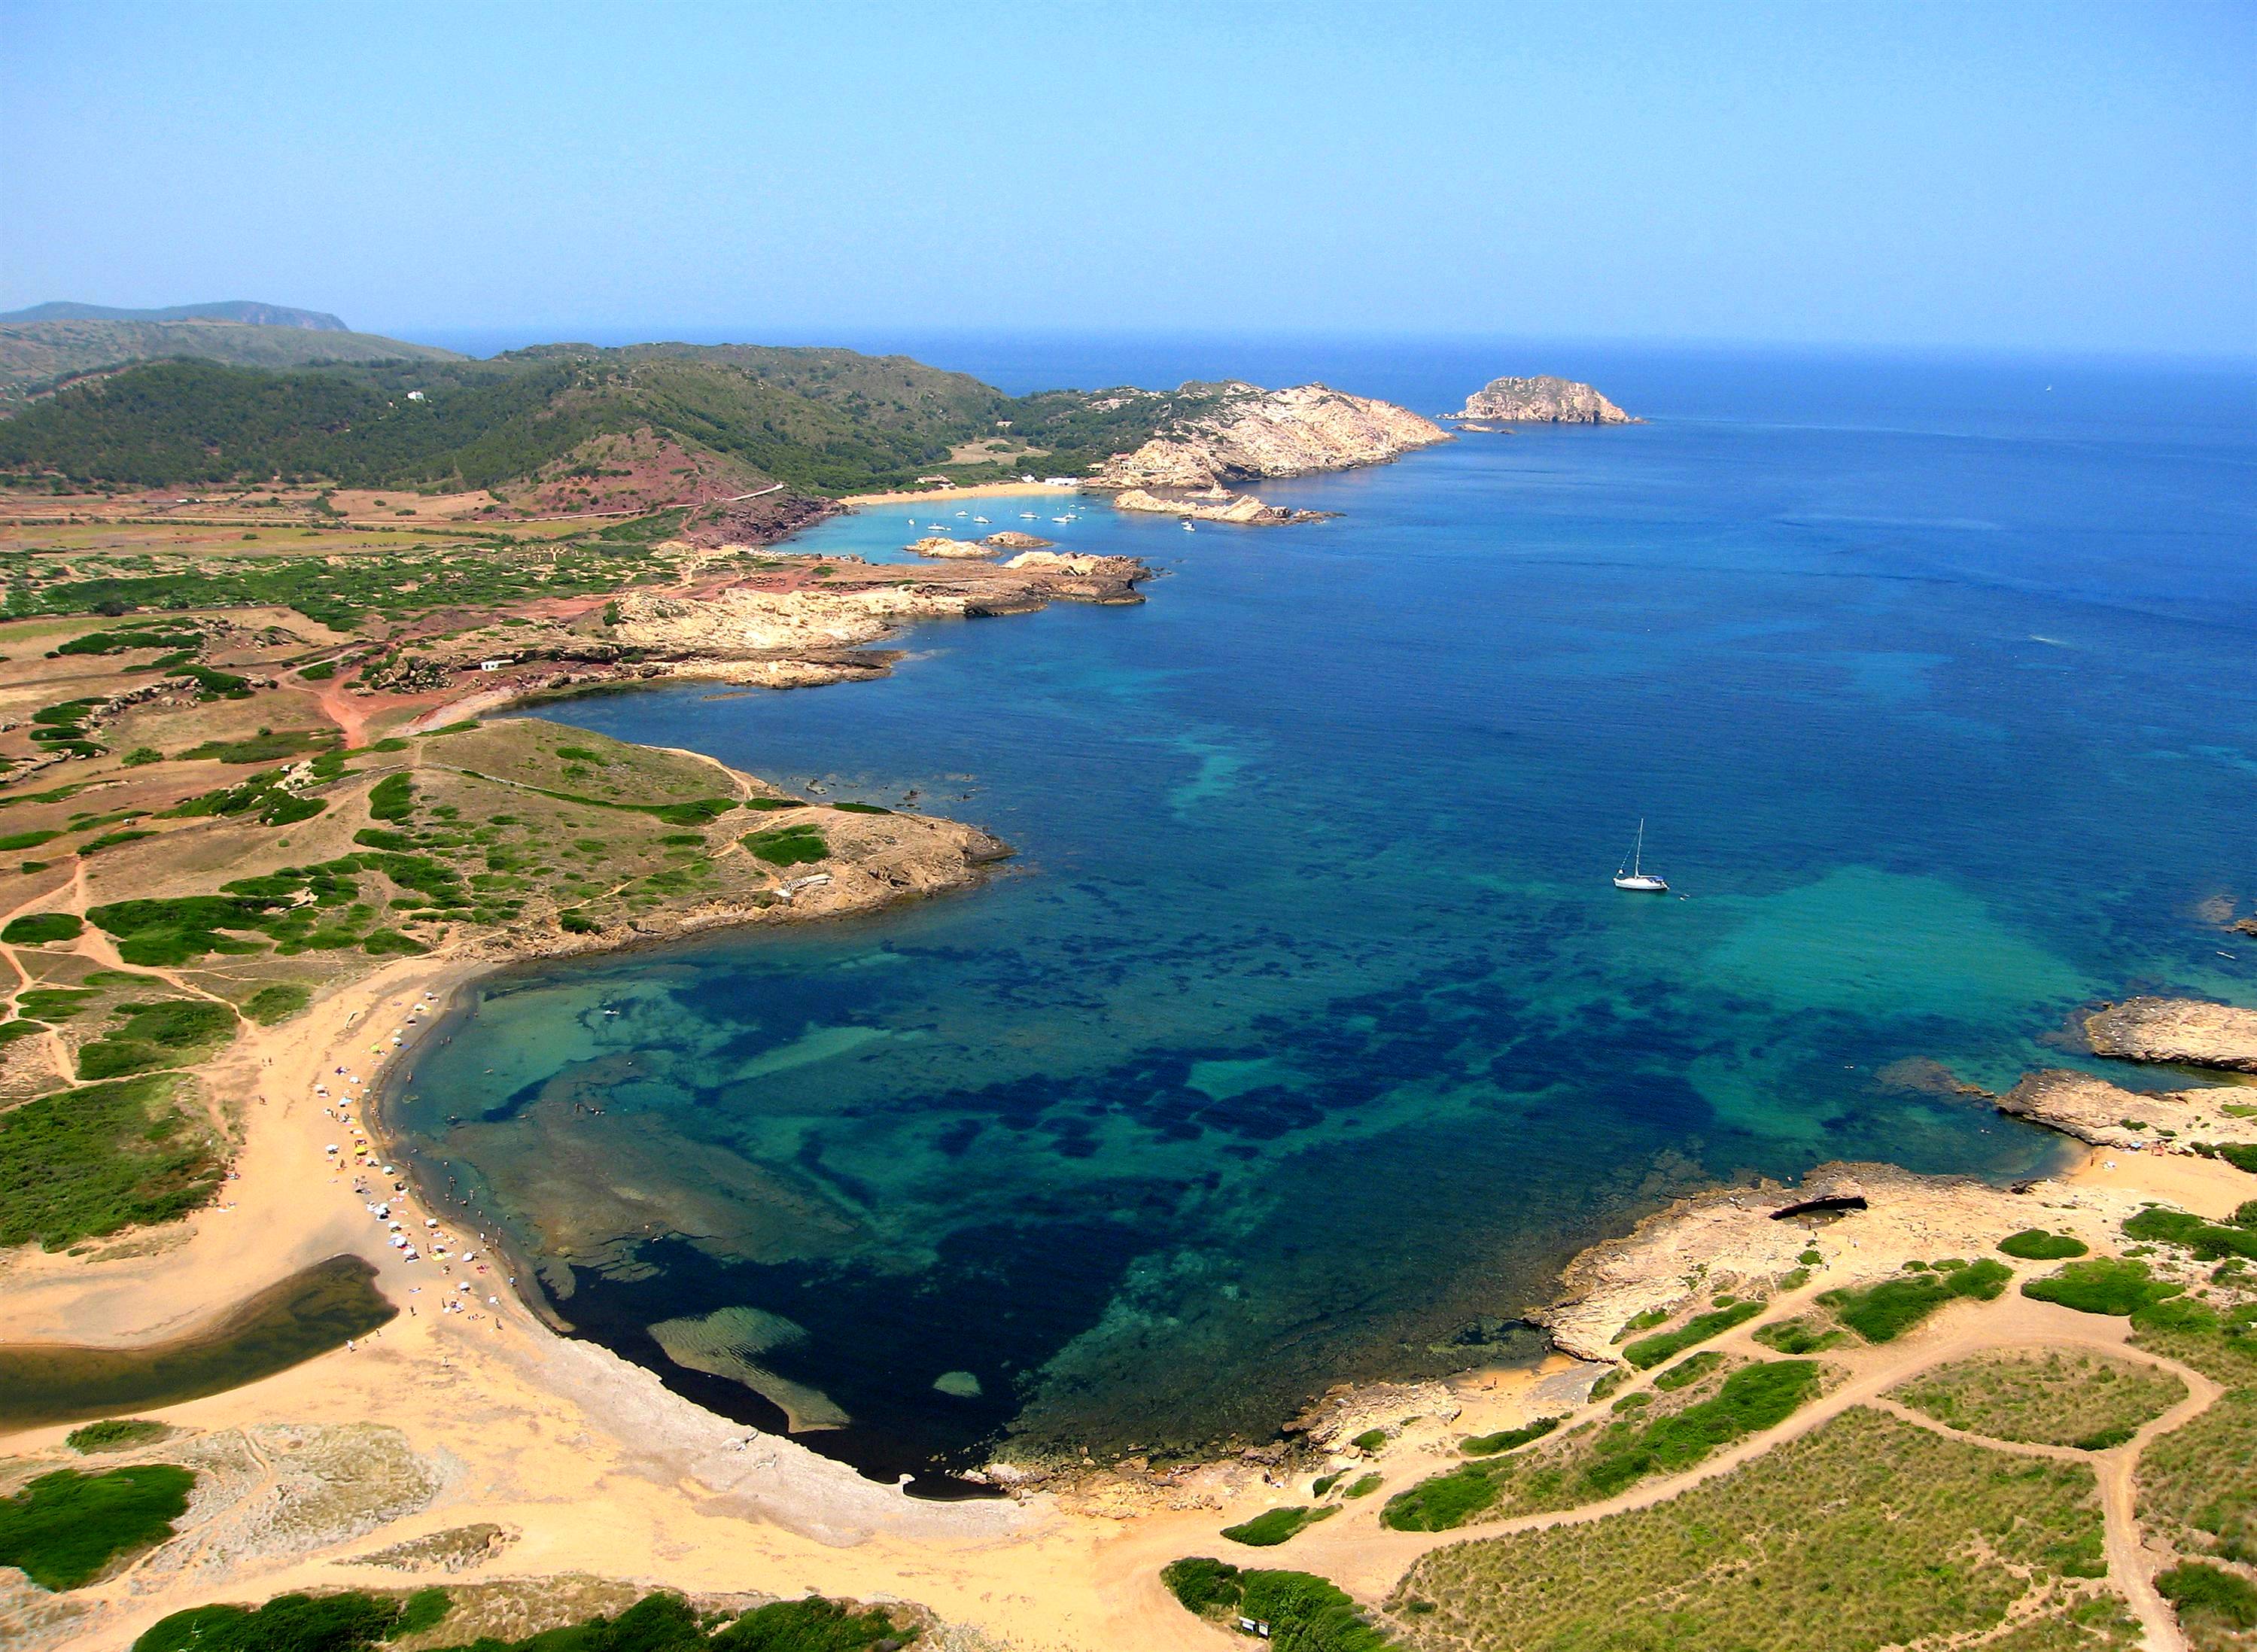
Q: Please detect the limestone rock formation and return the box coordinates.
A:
[1110,486,1333,525]
[1997,1069,2257,1149]
[1090,382,1448,490]
[1452,374,1637,425]
[905,535,995,559]
[980,530,1054,550]
[2084,997,2257,1072]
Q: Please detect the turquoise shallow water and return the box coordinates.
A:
[390,346,2255,1489]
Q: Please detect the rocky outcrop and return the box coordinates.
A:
[1452,375,1637,425]
[2085,997,2257,1072]
[1110,486,1333,526]
[905,535,994,559]
[1090,382,1449,490]
[980,531,1053,550]
[1997,1069,2257,1151]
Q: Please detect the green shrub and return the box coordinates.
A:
[1221,1504,1337,1546]
[65,1419,172,1453]
[1578,1361,1823,1499]
[1381,1462,1504,1531]
[298,661,337,680]
[1343,1473,1382,1498]
[1351,1428,1388,1452]
[1460,1416,1561,1456]
[1161,1559,1391,1649]
[132,1593,403,1652]
[746,796,809,811]
[2125,1204,2257,1263]
[17,987,98,1020]
[360,929,427,957]
[2000,1228,2089,1260]
[1753,1316,1845,1355]
[558,909,601,935]
[366,773,414,822]
[2022,1257,2184,1316]
[1821,1258,2011,1342]
[0,1073,221,1248]
[0,1464,195,1589]
[2,911,82,944]
[2156,1561,2257,1632]
[242,984,310,1025]
[0,829,59,850]
[1653,1351,1725,1392]
[1623,1300,1763,1368]
[833,800,891,814]
[175,729,335,765]
[744,823,829,866]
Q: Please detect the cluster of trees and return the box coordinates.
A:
[0,344,1197,497]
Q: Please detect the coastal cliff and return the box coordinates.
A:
[1090,382,1449,490]
[2084,996,2257,1073]
[1452,374,1637,425]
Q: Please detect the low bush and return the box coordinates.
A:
[242,984,310,1025]
[745,823,829,866]
[135,1587,911,1652]
[0,1463,195,1590]
[66,1419,174,1453]
[1459,1416,1561,1456]
[2125,1204,2257,1263]
[366,773,414,822]
[1161,1559,1391,1650]
[2,911,82,944]
[0,1073,221,1248]
[1752,1316,1845,1355]
[1221,1504,1337,1546]
[1999,1228,2088,1260]
[2156,1561,2257,1632]
[1623,1299,1764,1368]
[1653,1350,1726,1392]
[2022,1256,2183,1316]
[1821,1258,2011,1342]
[1343,1473,1382,1498]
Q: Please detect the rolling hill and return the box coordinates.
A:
[0,300,351,328]
[0,315,460,409]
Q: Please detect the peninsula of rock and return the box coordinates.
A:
[1451,373,1638,426]
[2085,996,2257,1072]
[1089,382,1449,490]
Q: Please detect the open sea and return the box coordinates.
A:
[385,339,2255,1492]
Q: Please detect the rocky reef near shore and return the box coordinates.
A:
[1111,486,1334,525]
[1090,382,1448,490]
[1997,1069,2257,1152]
[2085,996,2257,1072]
[1450,374,1638,426]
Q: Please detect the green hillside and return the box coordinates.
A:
[0,319,460,409]
[0,343,1192,496]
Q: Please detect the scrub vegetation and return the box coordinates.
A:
[0,1462,196,1590]
[1620,1298,1764,1368]
[132,1588,918,1652]
[1890,1349,2186,1450]
[1389,1407,2134,1652]
[1221,1504,1338,1547]
[0,1072,222,1249]
[1820,1256,2012,1341]
[1163,1558,1392,1650]
[1379,1360,1824,1531]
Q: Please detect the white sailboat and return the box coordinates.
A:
[1613,819,1668,892]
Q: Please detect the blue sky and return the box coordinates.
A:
[2,0,2250,354]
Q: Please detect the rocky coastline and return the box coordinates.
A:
[1110,485,1335,525]
[2083,996,2257,1072]
[1448,373,1638,426]
[1090,381,1449,490]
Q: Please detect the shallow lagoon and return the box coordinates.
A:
[391,350,2256,1488]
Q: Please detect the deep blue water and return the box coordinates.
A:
[391,342,2256,1490]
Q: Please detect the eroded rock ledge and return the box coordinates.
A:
[1090,382,1449,490]
[2085,996,2257,1072]
[1111,486,1333,525]
[1997,1069,2257,1151]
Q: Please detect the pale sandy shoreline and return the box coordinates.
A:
[837,481,1081,506]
